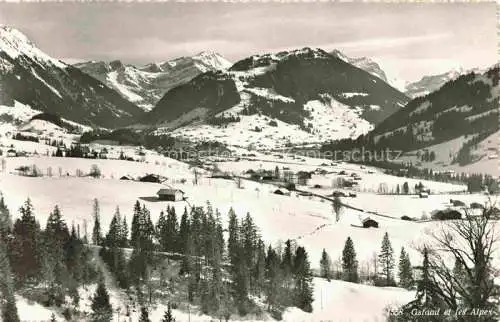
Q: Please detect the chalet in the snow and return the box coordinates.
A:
[362,217,379,228]
[157,188,185,201]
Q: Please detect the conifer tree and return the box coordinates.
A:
[120,216,128,248]
[178,207,190,254]
[138,307,151,322]
[233,247,250,315]
[319,248,332,281]
[129,204,155,283]
[398,247,414,289]
[166,206,178,253]
[378,232,395,286]
[397,247,444,320]
[156,211,168,251]
[105,212,120,247]
[161,302,176,322]
[265,245,284,311]
[130,200,142,247]
[214,209,224,258]
[91,280,112,322]
[102,213,129,289]
[403,182,409,194]
[240,213,257,292]
[227,208,240,269]
[281,239,294,293]
[254,239,266,295]
[65,225,84,283]
[342,237,359,283]
[43,206,71,294]
[0,242,20,322]
[11,198,41,280]
[0,193,12,241]
[91,199,102,246]
[293,246,314,313]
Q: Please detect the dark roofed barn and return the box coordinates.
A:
[157,189,185,201]
[140,174,161,183]
[362,217,379,228]
[432,209,462,220]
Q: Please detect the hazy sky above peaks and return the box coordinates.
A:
[0,2,497,83]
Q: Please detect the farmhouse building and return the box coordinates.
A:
[140,174,161,183]
[362,217,379,228]
[419,192,429,198]
[157,189,185,201]
[274,188,291,196]
[6,149,16,157]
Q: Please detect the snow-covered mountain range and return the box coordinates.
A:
[330,50,390,85]
[145,48,409,149]
[0,26,144,128]
[1,25,491,152]
[404,67,470,98]
[74,52,232,111]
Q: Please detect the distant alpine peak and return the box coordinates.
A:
[108,59,125,71]
[192,51,232,70]
[329,49,350,62]
[330,49,389,83]
[0,25,66,68]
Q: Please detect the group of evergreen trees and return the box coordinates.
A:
[97,201,315,320]
[206,113,241,126]
[0,196,97,321]
[13,133,39,143]
[319,233,414,290]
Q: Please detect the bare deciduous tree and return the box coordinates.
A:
[391,202,500,321]
[424,203,499,312]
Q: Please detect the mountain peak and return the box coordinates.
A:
[109,59,124,70]
[0,25,66,68]
[192,51,232,70]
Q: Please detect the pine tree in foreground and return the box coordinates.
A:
[319,248,332,281]
[293,246,314,313]
[0,193,12,241]
[161,302,176,322]
[391,247,445,322]
[398,247,414,289]
[91,280,113,322]
[378,232,395,286]
[11,198,41,280]
[0,242,20,322]
[341,237,359,283]
[139,306,151,322]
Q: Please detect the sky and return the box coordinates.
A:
[0,2,497,83]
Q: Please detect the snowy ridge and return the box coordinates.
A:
[403,67,486,98]
[0,25,66,68]
[330,49,393,86]
[76,52,233,111]
[191,51,232,71]
[0,100,92,139]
